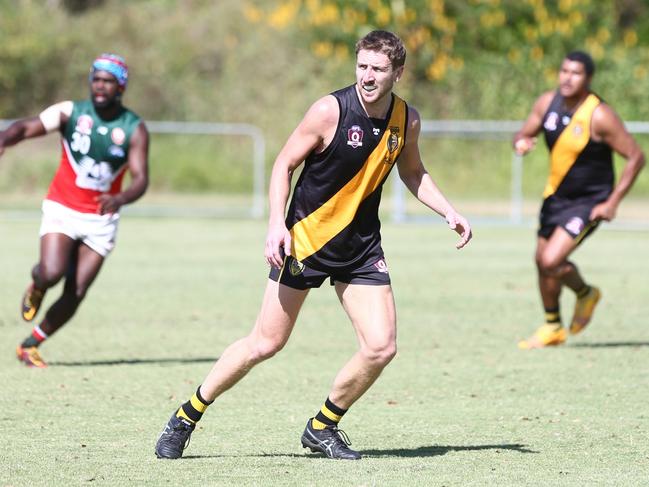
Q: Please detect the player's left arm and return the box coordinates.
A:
[590,104,646,222]
[96,121,150,215]
[396,107,472,249]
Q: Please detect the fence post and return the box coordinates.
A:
[392,177,406,223]
[510,152,523,224]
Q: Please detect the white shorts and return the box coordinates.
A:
[39,199,120,257]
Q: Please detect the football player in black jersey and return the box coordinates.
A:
[514,51,644,349]
[156,30,471,460]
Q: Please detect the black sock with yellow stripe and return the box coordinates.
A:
[544,307,561,328]
[576,285,591,298]
[311,397,347,430]
[176,386,213,424]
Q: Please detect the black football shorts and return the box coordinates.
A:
[269,254,391,290]
[538,195,601,242]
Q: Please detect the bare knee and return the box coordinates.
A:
[361,339,397,367]
[34,262,66,288]
[247,335,287,364]
[66,286,88,303]
[536,252,562,277]
[60,278,91,303]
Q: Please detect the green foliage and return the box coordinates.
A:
[1,0,648,194]
[245,0,649,119]
[149,134,254,192]
[3,0,649,120]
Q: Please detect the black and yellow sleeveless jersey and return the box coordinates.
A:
[541,91,613,201]
[286,84,408,271]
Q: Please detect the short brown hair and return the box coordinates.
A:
[355,30,406,69]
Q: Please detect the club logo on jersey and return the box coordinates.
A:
[387,126,400,153]
[383,126,401,165]
[108,145,125,158]
[347,125,364,148]
[374,258,389,274]
[289,258,305,276]
[562,115,571,126]
[565,216,585,236]
[98,126,108,135]
[75,115,94,135]
[373,128,381,136]
[111,127,126,145]
[573,123,583,137]
[544,112,559,131]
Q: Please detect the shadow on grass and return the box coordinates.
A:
[48,356,218,367]
[181,443,538,460]
[361,443,538,457]
[569,341,649,348]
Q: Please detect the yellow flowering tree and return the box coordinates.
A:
[242,0,649,117]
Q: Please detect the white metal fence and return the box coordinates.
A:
[146,121,265,218]
[2,119,648,223]
[0,119,266,218]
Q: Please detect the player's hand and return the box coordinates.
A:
[590,200,617,222]
[445,209,472,249]
[95,194,124,215]
[265,221,291,269]
[514,137,537,156]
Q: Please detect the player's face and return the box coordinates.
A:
[558,59,590,98]
[90,71,123,108]
[355,49,403,106]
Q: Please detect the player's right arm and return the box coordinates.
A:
[512,91,554,155]
[0,101,72,158]
[265,95,339,268]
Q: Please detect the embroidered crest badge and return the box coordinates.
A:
[347,125,364,148]
[111,127,126,145]
[387,126,400,153]
[565,216,585,236]
[75,115,94,136]
[544,112,559,131]
[289,258,305,276]
[373,259,389,274]
[383,126,400,165]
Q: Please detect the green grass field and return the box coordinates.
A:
[1,215,648,486]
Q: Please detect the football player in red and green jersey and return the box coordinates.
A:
[0,53,150,367]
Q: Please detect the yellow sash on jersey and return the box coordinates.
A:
[543,94,600,198]
[290,96,407,262]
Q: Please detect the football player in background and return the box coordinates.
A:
[0,53,150,367]
[514,51,644,349]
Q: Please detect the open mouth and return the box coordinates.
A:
[92,94,109,106]
[362,84,377,93]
